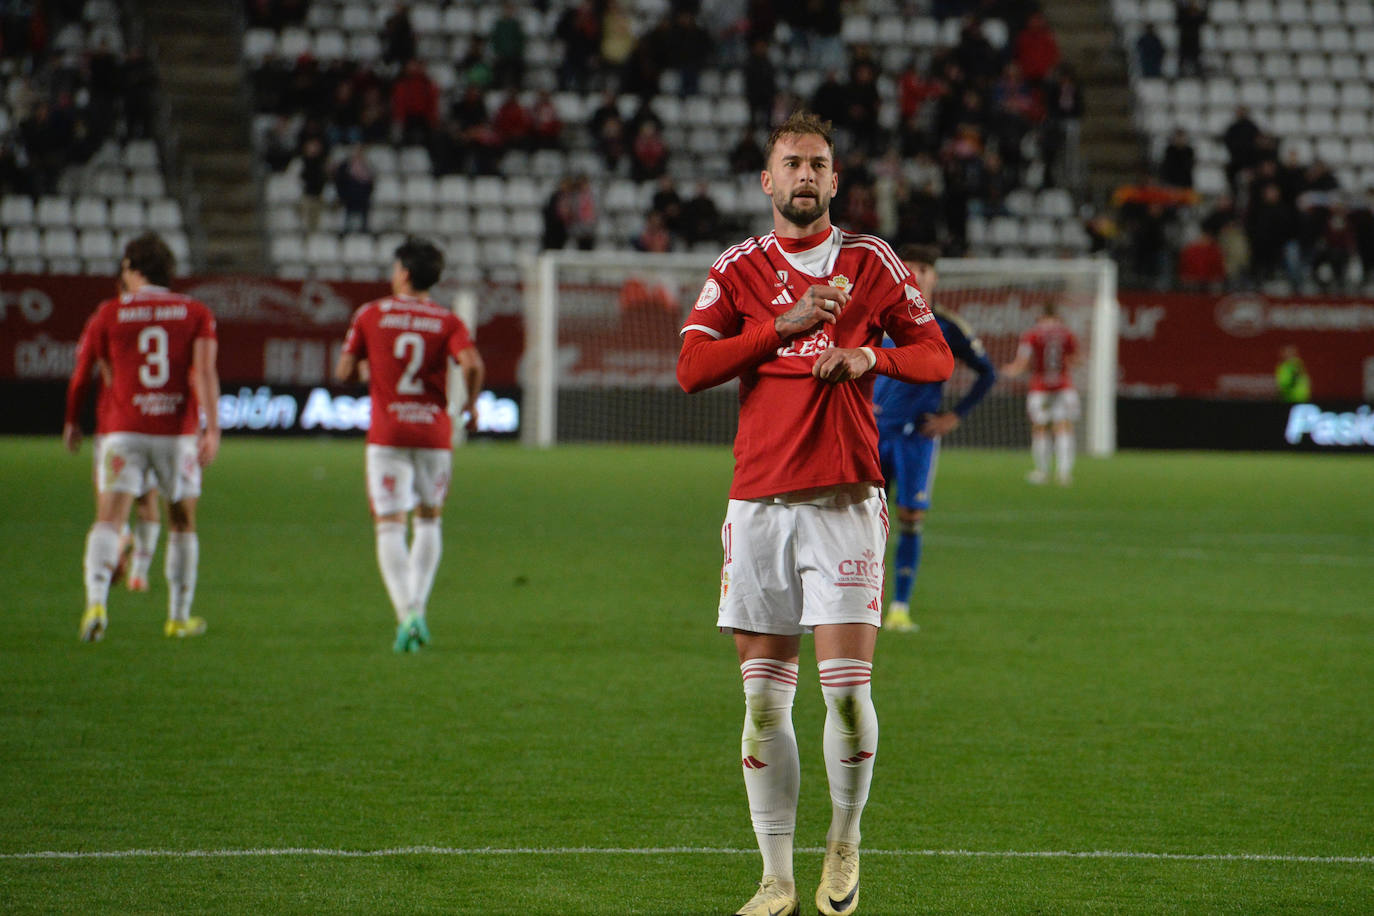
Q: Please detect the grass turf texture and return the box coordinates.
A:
[1,437,1370,914]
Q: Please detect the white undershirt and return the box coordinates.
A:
[776,227,841,278]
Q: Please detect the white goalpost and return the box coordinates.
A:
[523,251,1118,455]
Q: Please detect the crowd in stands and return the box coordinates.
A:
[246,0,1087,260]
[1115,0,1374,292]
[0,1,158,198]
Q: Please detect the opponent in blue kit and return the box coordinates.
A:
[872,245,996,632]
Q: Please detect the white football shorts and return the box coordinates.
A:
[717,484,888,636]
[365,444,451,516]
[1027,388,1080,426]
[93,434,159,496]
[98,433,199,502]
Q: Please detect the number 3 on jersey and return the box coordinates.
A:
[138,325,170,388]
[394,331,425,394]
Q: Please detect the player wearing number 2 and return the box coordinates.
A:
[677,111,952,916]
[335,237,484,653]
[72,232,221,642]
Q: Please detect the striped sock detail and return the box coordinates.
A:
[741,659,799,688]
[818,659,872,688]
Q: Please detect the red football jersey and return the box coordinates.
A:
[1016,320,1079,392]
[342,294,474,449]
[681,228,950,500]
[83,286,216,435]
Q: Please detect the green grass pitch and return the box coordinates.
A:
[1,436,1371,914]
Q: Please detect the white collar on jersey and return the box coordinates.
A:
[773,227,841,279]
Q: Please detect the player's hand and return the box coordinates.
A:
[463,399,479,433]
[919,412,960,437]
[775,284,850,339]
[812,347,872,384]
[62,422,82,454]
[198,428,220,467]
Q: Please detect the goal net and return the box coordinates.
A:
[524,251,1117,455]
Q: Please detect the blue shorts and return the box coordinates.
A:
[878,427,939,512]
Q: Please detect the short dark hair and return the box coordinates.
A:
[764,109,835,165]
[394,237,444,292]
[123,232,175,286]
[898,244,941,268]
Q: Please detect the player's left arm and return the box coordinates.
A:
[455,346,485,432]
[191,336,221,467]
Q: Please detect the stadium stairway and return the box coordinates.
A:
[134,0,266,273]
[1043,0,1142,202]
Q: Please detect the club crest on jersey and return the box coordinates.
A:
[694,278,721,310]
[382,474,397,494]
[831,274,851,293]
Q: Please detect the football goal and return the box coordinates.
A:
[523,251,1118,455]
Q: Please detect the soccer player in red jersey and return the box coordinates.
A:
[65,276,164,594]
[1001,303,1082,485]
[335,237,484,654]
[677,111,953,916]
[68,233,221,641]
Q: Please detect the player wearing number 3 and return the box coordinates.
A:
[677,111,953,916]
[335,238,484,653]
[71,232,221,642]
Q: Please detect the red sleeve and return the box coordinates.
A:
[676,321,783,393]
[870,332,953,385]
[64,314,100,426]
[447,318,474,358]
[342,306,369,357]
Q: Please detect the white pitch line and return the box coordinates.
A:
[2,846,1371,865]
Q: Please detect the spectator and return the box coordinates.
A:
[1135,23,1165,78]
[565,175,598,250]
[333,145,376,234]
[1310,205,1357,291]
[122,47,157,140]
[1247,182,1302,289]
[810,71,846,130]
[1352,188,1374,287]
[1043,64,1085,189]
[629,120,669,181]
[555,0,601,92]
[391,59,439,145]
[1175,0,1206,78]
[1014,12,1060,85]
[262,115,297,172]
[663,8,713,97]
[529,89,563,150]
[1177,229,1226,290]
[448,85,500,174]
[357,84,390,144]
[542,177,573,249]
[620,36,663,101]
[1159,129,1196,189]
[491,90,533,152]
[681,182,722,244]
[633,210,673,252]
[589,90,627,171]
[601,0,636,72]
[844,59,883,154]
[297,136,329,232]
[896,179,944,247]
[650,174,684,235]
[490,3,527,89]
[730,129,765,175]
[381,3,416,67]
[457,36,493,90]
[743,40,776,130]
[954,17,999,83]
[18,101,69,193]
[1221,106,1261,194]
[1132,202,1172,289]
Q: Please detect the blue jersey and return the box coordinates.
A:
[873,308,996,434]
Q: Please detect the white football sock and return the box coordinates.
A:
[741,659,800,885]
[1032,432,1052,476]
[83,522,122,607]
[409,517,442,617]
[819,658,878,846]
[164,532,198,622]
[130,520,160,582]
[1055,430,1076,479]
[375,521,412,623]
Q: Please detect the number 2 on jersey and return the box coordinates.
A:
[138,325,170,388]
[394,331,426,394]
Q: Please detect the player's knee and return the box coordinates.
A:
[898,509,924,534]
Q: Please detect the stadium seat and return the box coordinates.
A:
[242,28,275,63]
[147,199,183,232]
[305,232,342,268]
[437,207,471,235]
[1037,188,1075,219]
[340,233,378,266]
[988,216,1021,247]
[131,173,166,198]
[1,195,35,226]
[124,140,159,171]
[365,145,399,174]
[402,174,437,207]
[72,195,110,229]
[270,234,306,265]
[473,208,511,237]
[437,175,471,207]
[399,146,432,175]
[6,226,42,261]
[36,196,73,228]
[79,227,117,265]
[505,176,541,210]
[471,176,505,208]
[312,30,347,61]
[373,175,402,209]
[403,206,438,234]
[509,210,542,240]
[110,199,146,231]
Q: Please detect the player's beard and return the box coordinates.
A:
[776,188,830,228]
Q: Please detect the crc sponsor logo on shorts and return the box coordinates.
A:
[835,549,882,590]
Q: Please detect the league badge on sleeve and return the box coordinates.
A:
[694,278,721,310]
[904,283,934,323]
